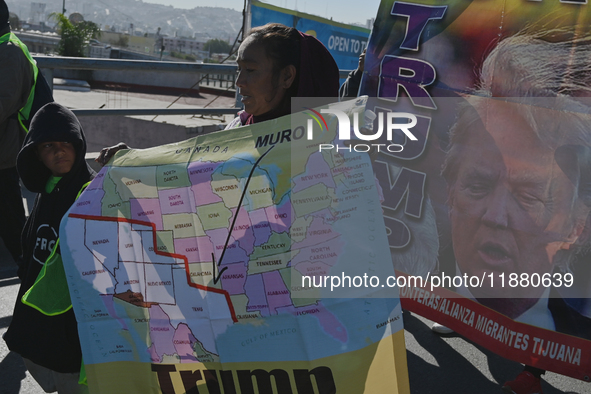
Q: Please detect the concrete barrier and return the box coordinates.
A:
[54,68,203,96]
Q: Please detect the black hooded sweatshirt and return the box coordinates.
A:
[4,102,95,373]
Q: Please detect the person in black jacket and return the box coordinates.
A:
[0,0,33,263]
[3,103,95,394]
[339,48,365,99]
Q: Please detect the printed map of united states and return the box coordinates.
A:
[60,100,399,372]
[63,143,370,364]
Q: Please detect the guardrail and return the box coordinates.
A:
[72,108,237,116]
[201,73,236,90]
[34,56,353,118]
[35,56,238,89]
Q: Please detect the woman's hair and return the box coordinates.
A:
[247,23,301,98]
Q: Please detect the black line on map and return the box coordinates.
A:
[212,145,276,284]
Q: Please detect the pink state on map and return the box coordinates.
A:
[229,207,255,255]
[188,161,221,184]
[190,182,222,206]
[249,207,272,246]
[206,228,249,265]
[264,199,293,233]
[130,198,163,230]
[219,262,247,295]
[276,302,348,343]
[173,323,198,363]
[195,235,215,262]
[172,235,215,264]
[69,187,104,216]
[87,167,107,190]
[262,271,293,314]
[243,274,270,317]
[291,235,345,268]
[189,162,223,206]
[69,167,107,216]
[173,237,200,263]
[158,187,195,215]
[292,152,336,193]
[148,305,176,363]
[291,216,340,250]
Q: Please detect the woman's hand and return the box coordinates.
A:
[95,142,130,166]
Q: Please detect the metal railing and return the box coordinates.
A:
[34,55,352,118]
[72,108,237,116]
[201,73,236,90]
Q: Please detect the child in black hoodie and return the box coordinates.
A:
[4,103,95,393]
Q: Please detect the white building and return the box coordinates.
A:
[29,2,46,24]
[89,43,112,58]
[162,37,205,54]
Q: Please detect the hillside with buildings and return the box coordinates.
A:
[6,0,242,41]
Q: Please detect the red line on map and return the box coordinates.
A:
[68,213,238,322]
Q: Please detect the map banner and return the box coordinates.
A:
[250,0,370,71]
[60,99,409,393]
[360,0,591,380]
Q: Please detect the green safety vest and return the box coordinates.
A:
[22,181,92,316]
[21,181,91,386]
[0,32,39,132]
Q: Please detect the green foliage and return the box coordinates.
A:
[115,35,129,48]
[204,38,231,54]
[51,13,101,57]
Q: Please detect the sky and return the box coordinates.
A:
[141,0,382,26]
